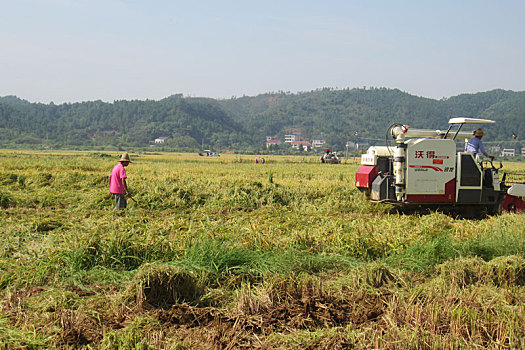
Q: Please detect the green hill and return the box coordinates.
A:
[1,88,524,152]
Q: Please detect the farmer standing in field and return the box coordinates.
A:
[109,152,131,210]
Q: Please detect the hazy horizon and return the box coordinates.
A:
[2,87,523,106]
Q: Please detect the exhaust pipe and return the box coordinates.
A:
[391,125,407,201]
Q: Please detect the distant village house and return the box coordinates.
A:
[291,141,310,151]
[284,128,302,143]
[267,129,326,152]
[154,137,169,144]
[266,139,282,148]
[311,139,325,148]
[284,134,301,143]
[501,148,515,157]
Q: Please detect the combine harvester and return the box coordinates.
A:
[321,148,341,164]
[355,118,525,216]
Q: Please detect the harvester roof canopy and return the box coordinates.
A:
[448,117,496,125]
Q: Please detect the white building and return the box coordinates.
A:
[284,134,301,143]
[311,139,325,148]
[284,128,302,143]
[154,137,168,144]
[501,148,515,157]
[291,141,310,151]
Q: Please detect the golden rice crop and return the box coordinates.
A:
[1,150,525,348]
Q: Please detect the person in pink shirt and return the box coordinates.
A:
[109,153,131,210]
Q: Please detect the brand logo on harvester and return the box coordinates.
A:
[415,150,450,159]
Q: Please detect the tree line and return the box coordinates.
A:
[1,88,524,153]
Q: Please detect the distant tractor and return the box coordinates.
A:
[321,148,341,164]
[355,118,525,216]
[199,150,220,157]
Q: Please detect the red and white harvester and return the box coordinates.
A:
[355,118,525,216]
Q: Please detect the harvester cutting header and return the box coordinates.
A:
[355,118,525,216]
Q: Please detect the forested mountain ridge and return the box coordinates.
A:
[0,95,247,151]
[1,88,524,152]
[219,88,525,149]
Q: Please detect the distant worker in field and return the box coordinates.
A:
[466,128,494,160]
[109,152,132,210]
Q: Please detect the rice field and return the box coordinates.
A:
[1,150,525,349]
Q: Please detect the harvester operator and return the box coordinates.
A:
[466,128,494,160]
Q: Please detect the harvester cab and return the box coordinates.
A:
[355,118,524,216]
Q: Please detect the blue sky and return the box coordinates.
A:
[1,0,524,103]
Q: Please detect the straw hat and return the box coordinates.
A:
[119,152,132,162]
[474,128,485,137]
